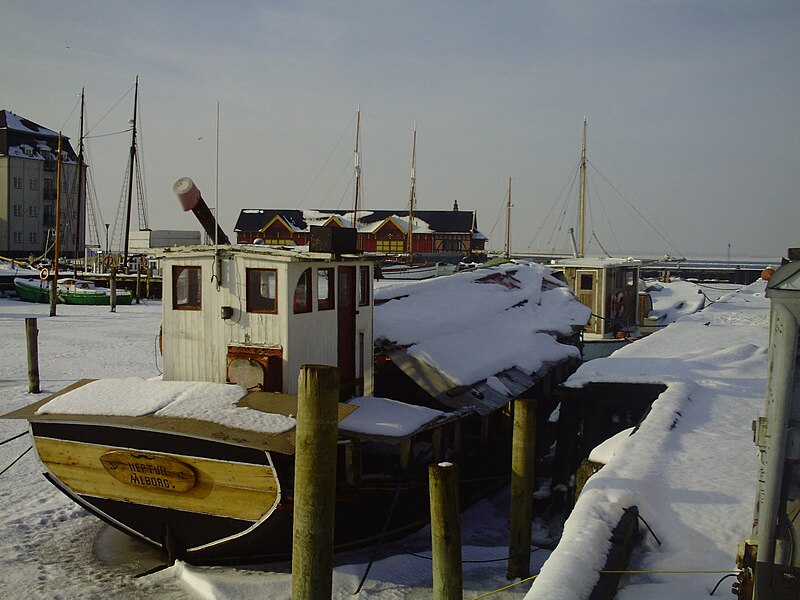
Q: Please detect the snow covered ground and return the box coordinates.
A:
[0,297,547,599]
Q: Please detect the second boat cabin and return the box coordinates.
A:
[552,257,643,339]
[158,244,374,399]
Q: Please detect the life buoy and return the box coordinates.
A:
[610,292,625,319]
[39,267,49,280]
[104,255,113,268]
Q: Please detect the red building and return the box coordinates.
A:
[234,204,487,261]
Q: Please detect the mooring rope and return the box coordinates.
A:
[0,446,32,477]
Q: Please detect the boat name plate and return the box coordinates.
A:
[100,450,196,492]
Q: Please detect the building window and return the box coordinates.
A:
[29,206,38,217]
[13,177,22,189]
[29,179,38,191]
[376,239,404,253]
[13,232,22,244]
[359,265,370,306]
[246,268,277,313]
[29,232,37,244]
[293,268,312,314]
[172,265,202,310]
[318,267,335,310]
[441,238,463,252]
[13,205,22,217]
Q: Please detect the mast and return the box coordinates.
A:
[122,76,138,273]
[352,105,361,229]
[407,123,417,262]
[579,116,587,258]
[504,177,512,258]
[73,88,85,277]
[50,134,63,316]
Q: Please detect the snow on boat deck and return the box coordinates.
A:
[528,279,770,600]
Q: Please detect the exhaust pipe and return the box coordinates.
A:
[173,177,230,245]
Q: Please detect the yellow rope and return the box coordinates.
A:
[471,569,739,599]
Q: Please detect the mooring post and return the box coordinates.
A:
[430,461,463,600]
[135,260,141,304]
[146,267,152,300]
[25,318,40,394]
[291,364,340,600]
[109,267,117,313]
[508,396,538,579]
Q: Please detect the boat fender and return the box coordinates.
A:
[39,267,49,280]
[158,325,163,355]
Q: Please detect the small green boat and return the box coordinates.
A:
[14,277,134,305]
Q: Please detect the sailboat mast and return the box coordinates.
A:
[579,117,587,258]
[407,123,417,262]
[122,76,138,273]
[504,177,512,259]
[50,133,63,316]
[73,88,85,277]
[352,105,361,229]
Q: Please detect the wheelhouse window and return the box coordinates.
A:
[173,265,202,310]
[318,267,335,311]
[579,273,594,291]
[359,265,370,306]
[247,268,277,313]
[294,268,312,314]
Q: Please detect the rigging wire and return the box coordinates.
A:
[84,82,135,137]
[298,113,356,208]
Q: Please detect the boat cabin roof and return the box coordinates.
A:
[154,243,367,264]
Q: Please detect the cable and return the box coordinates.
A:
[353,481,404,594]
[0,432,28,446]
[0,446,32,477]
[709,573,737,596]
[624,505,661,546]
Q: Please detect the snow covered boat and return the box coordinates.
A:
[4,178,591,565]
[379,261,458,280]
[13,276,134,305]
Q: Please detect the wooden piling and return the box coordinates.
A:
[25,318,40,394]
[109,267,117,313]
[291,364,340,600]
[135,262,141,304]
[508,397,537,579]
[429,461,462,600]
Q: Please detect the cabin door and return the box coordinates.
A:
[576,269,601,335]
[337,266,356,398]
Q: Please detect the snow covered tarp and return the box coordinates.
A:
[374,261,590,414]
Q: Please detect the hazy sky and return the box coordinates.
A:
[3,1,798,259]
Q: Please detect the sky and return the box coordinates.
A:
[2,1,798,260]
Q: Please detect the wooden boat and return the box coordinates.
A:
[13,276,50,303]
[4,178,587,565]
[13,276,133,305]
[56,277,134,305]
[379,261,458,280]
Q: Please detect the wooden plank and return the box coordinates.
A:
[35,437,279,521]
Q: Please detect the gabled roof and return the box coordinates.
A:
[0,110,78,161]
[235,208,481,236]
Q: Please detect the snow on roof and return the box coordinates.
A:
[528,279,771,600]
[1,110,59,137]
[374,261,590,391]
[340,396,445,439]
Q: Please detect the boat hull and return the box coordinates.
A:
[31,421,287,563]
[29,421,436,564]
[13,278,50,303]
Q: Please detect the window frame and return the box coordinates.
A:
[359,265,370,306]
[293,268,313,314]
[246,268,278,314]
[317,267,335,311]
[172,265,202,311]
